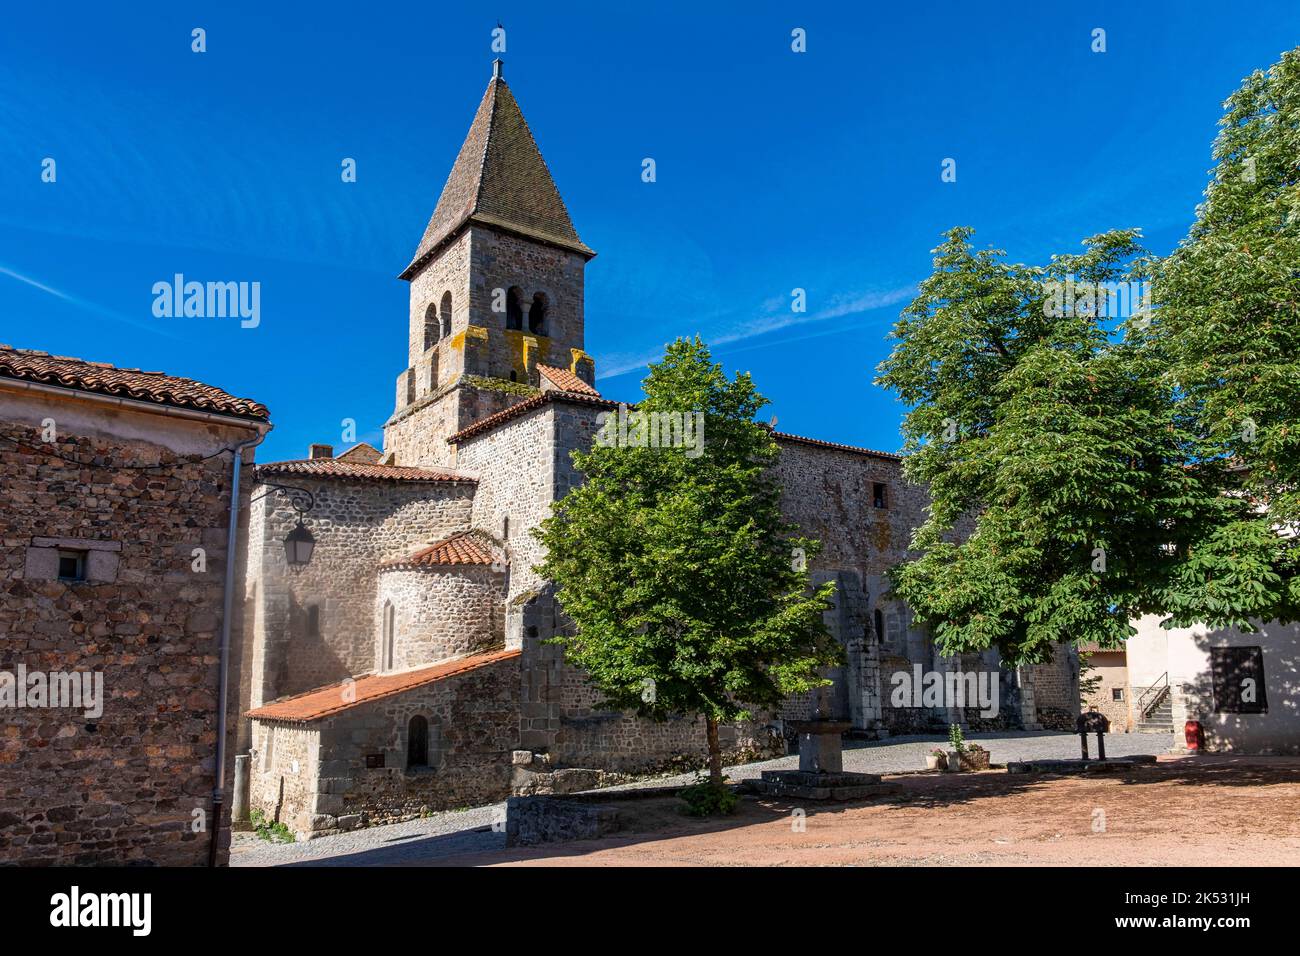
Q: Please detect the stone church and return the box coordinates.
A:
[241,61,1078,838]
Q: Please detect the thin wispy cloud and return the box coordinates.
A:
[0,264,179,339]
[597,283,916,381]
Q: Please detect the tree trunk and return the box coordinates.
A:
[705,716,723,787]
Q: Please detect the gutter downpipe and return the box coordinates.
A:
[209,425,270,867]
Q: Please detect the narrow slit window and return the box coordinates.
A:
[407,715,429,769]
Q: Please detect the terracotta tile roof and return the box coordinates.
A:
[448,389,616,444]
[400,66,594,280]
[0,344,269,422]
[536,364,600,397]
[255,458,476,483]
[772,430,902,462]
[1077,642,1126,654]
[246,648,521,724]
[380,531,498,569]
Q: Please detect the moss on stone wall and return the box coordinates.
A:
[465,375,539,398]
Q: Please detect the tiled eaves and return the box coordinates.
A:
[0,344,269,422]
[771,430,903,462]
[446,398,906,464]
[245,648,522,724]
[254,458,478,484]
[447,389,617,445]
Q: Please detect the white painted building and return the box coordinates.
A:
[1127,615,1300,754]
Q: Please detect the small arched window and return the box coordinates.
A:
[439,291,452,340]
[528,292,548,335]
[407,715,429,769]
[422,303,439,351]
[873,609,884,644]
[382,601,395,672]
[506,287,524,330]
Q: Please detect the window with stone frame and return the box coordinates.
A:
[439,290,452,340]
[57,549,86,582]
[1210,646,1268,714]
[307,604,321,638]
[872,482,888,509]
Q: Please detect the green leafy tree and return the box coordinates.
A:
[1155,47,1300,621]
[875,228,1239,662]
[534,337,840,787]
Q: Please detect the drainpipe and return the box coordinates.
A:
[209,428,269,867]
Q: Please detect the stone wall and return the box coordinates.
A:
[249,721,316,836]
[385,379,530,470]
[376,564,505,670]
[0,390,260,865]
[1025,643,1081,730]
[467,226,587,384]
[455,402,560,600]
[243,475,475,719]
[512,587,783,775]
[1081,649,1130,732]
[406,228,472,371]
[250,653,521,838]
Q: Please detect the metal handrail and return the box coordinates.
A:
[1136,672,1170,718]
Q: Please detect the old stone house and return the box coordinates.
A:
[0,345,269,865]
[242,61,1079,839]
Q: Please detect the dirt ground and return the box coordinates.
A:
[426,755,1300,867]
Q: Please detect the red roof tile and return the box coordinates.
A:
[537,364,600,396]
[447,389,615,444]
[246,648,521,724]
[255,459,476,483]
[0,344,269,421]
[380,531,498,569]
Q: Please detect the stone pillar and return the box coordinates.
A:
[232,754,252,830]
[1017,666,1041,730]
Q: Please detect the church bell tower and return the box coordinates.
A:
[384,60,597,468]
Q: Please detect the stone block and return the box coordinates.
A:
[85,548,119,582]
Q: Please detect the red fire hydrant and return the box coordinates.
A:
[1184,719,1204,752]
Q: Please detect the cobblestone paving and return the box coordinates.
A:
[231,730,1176,867]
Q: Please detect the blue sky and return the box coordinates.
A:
[1,2,1297,462]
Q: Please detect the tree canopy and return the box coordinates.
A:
[534,337,841,783]
[876,47,1300,663]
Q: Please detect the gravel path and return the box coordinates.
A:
[231,730,1176,867]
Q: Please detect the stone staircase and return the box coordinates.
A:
[1134,686,1173,733]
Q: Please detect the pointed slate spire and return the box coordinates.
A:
[400,62,594,280]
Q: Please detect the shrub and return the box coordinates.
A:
[678,780,739,817]
[249,808,295,844]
